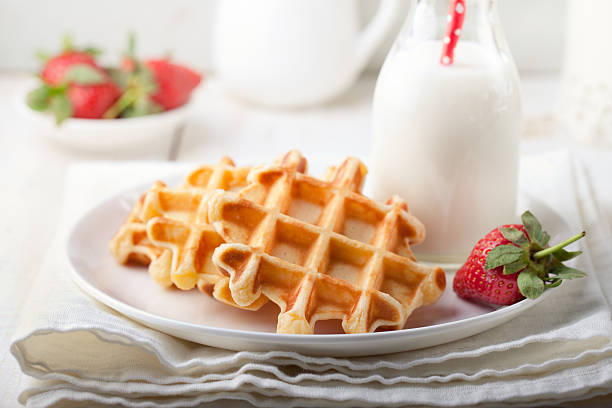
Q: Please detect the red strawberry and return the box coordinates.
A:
[453,211,586,306]
[146,59,202,110]
[67,82,121,119]
[453,224,527,305]
[29,62,120,124]
[41,51,100,85]
[28,36,121,123]
[103,36,203,118]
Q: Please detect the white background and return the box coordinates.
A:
[0,0,566,74]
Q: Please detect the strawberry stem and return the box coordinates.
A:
[103,88,138,119]
[128,32,136,60]
[62,34,74,53]
[533,231,586,260]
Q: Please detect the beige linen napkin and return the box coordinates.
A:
[9,151,612,407]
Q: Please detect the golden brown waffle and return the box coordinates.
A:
[108,155,250,269]
[140,154,308,309]
[209,155,446,334]
[142,154,309,309]
[109,181,166,266]
[140,157,258,302]
[109,153,314,270]
[109,157,252,294]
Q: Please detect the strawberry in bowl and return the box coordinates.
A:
[21,35,203,151]
[28,41,121,123]
[103,35,202,119]
[453,211,586,306]
[147,59,203,111]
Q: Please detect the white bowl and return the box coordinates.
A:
[17,84,192,152]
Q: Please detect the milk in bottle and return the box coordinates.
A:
[370,0,522,263]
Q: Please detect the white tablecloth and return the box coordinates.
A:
[3,148,612,407]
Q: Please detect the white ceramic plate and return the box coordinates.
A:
[66,180,565,357]
[16,82,191,152]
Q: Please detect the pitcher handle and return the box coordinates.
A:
[355,0,403,73]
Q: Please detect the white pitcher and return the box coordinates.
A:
[213,0,401,107]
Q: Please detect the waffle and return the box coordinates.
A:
[109,153,315,269]
[209,155,446,334]
[109,181,166,266]
[140,158,261,305]
[109,156,251,268]
[140,154,309,309]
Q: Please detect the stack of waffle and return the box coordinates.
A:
[110,151,445,334]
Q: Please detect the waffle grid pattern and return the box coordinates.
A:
[211,153,445,334]
[140,157,271,309]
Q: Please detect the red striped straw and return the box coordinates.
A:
[440,0,466,65]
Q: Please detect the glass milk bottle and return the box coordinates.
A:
[370,0,522,264]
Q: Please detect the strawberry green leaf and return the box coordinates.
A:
[500,227,529,248]
[49,94,72,125]
[64,64,105,85]
[35,50,50,63]
[529,260,545,277]
[127,32,136,60]
[552,248,582,262]
[546,279,563,288]
[521,210,550,247]
[121,97,162,118]
[27,86,51,111]
[517,268,545,299]
[484,244,525,270]
[47,83,67,96]
[550,265,587,279]
[502,255,529,275]
[135,63,158,94]
[83,46,102,57]
[62,34,74,52]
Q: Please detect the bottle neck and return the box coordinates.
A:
[399,0,508,58]
[413,0,497,18]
